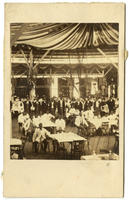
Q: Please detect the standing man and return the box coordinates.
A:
[39,98,43,115]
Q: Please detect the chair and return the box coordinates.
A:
[77,126,83,136]
[101,122,109,135]
[71,141,85,160]
[56,143,67,159]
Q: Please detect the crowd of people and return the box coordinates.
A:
[10,95,119,155]
[11,95,118,117]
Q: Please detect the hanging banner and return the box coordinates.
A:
[91,81,98,95]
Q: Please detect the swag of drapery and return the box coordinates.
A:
[11,23,118,99]
[11,23,118,50]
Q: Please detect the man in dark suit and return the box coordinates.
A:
[42,99,47,113]
[84,99,88,111]
[58,97,66,117]
[107,97,115,114]
[50,98,56,115]
[75,100,82,112]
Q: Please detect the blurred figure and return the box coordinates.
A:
[55,115,65,132]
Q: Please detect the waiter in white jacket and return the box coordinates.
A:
[32,123,50,153]
[55,115,65,133]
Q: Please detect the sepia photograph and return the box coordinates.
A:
[10,23,119,160]
[3,3,126,197]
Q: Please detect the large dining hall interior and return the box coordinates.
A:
[10,23,119,160]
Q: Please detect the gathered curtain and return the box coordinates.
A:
[11,23,118,50]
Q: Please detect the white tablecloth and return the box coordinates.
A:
[49,132,87,143]
[90,115,118,129]
[81,153,119,160]
[10,138,22,145]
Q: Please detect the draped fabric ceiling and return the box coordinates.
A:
[11,23,119,50]
[11,23,119,80]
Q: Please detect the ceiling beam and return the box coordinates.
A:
[11,55,118,65]
[20,49,30,68]
[33,50,50,70]
[104,66,113,76]
[12,73,104,79]
[97,48,118,69]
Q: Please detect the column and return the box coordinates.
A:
[51,76,58,97]
[11,77,15,95]
[73,77,80,99]
[108,85,111,98]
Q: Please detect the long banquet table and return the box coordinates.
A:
[47,132,87,157]
[48,132,87,143]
